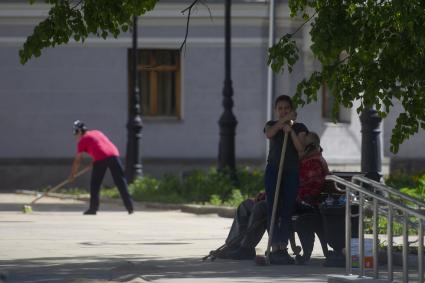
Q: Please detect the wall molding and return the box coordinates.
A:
[0,36,269,48]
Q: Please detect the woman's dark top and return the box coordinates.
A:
[265,121,308,170]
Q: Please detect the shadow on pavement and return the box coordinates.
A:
[0,255,346,283]
[0,203,87,212]
[0,202,150,213]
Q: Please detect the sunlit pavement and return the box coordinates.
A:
[0,193,382,283]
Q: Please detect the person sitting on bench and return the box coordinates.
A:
[213,131,329,261]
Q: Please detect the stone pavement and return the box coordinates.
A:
[0,193,405,283]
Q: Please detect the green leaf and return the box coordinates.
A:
[20,0,159,64]
[269,0,425,153]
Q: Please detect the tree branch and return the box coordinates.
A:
[179,0,212,53]
[71,0,83,10]
[180,0,201,53]
[290,10,318,37]
[200,0,213,22]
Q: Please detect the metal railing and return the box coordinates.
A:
[326,175,425,283]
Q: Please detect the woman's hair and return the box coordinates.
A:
[304,132,322,154]
[307,132,320,145]
[274,95,293,109]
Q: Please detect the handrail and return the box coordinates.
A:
[353,176,425,209]
[325,174,425,283]
[327,175,425,220]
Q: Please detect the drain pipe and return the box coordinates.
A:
[266,0,276,160]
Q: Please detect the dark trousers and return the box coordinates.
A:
[225,199,267,249]
[264,165,299,247]
[225,198,327,258]
[89,156,134,212]
[292,203,328,259]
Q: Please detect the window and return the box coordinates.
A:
[322,83,351,123]
[128,49,181,118]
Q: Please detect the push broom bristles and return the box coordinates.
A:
[20,165,91,214]
[22,205,33,214]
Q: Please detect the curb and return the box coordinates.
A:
[180,204,236,218]
[16,190,90,201]
[327,275,395,283]
[15,190,236,218]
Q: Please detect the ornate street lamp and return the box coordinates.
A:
[125,15,143,182]
[360,108,382,181]
[218,0,238,172]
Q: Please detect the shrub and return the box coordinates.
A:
[365,171,425,235]
[209,194,222,206]
[385,171,424,191]
[130,176,185,204]
[126,167,265,206]
[237,166,265,197]
[223,189,245,207]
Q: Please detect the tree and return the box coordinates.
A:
[268,0,425,153]
[19,0,204,64]
[20,0,425,153]
[19,0,157,65]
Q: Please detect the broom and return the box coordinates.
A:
[22,165,91,213]
[256,131,289,265]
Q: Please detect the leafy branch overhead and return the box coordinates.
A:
[19,0,158,65]
[268,0,425,153]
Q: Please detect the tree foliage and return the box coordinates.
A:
[268,0,425,153]
[19,0,157,65]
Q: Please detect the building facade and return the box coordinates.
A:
[0,0,423,190]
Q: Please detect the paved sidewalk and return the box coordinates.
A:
[0,193,394,283]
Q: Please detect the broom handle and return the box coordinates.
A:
[28,165,91,205]
[265,131,289,264]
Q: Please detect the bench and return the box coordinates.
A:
[289,171,363,264]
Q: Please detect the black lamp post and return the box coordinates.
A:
[125,15,143,182]
[360,108,382,181]
[218,0,238,172]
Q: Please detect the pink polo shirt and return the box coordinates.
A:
[77,130,119,161]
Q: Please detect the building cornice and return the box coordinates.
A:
[0,36,270,48]
[0,2,296,27]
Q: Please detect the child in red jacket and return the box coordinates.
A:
[297,131,330,205]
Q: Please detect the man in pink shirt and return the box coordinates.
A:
[69,120,134,215]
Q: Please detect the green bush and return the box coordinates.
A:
[101,187,120,198]
[58,167,264,206]
[384,171,425,205]
[385,171,424,191]
[223,189,245,207]
[128,176,186,203]
[181,168,235,202]
[126,167,265,206]
[236,166,265,196]
[399,173,425,202]
[365,171,425,235]
[209,194,222,206]
[54,187,88,195]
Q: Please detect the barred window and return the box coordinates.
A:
[128,49,181,118]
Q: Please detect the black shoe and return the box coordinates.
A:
[128,209,134,214]
[227,246,256,260]
[83,209,97,215]
[269,249,295,265]
[211,245,240,259]
[295,254,307,265]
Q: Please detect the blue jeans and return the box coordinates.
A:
[264,164,299,247]
[89,156,133,212]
